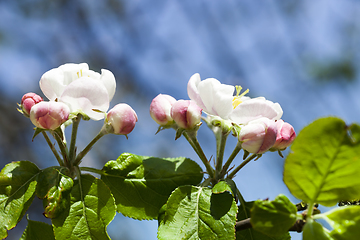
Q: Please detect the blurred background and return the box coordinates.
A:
[1,0,359,239]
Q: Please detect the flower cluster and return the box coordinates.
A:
[150,94,202,131]
[150,73,295,155]
[19,63,137,136]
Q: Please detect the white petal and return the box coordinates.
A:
[187,73,206,110]
[39,68,66,101]
[60,77,109,120]
[58,63,89,72]
[40,63,90,101]
[230,98,282,124]
[100,69,116,102]
[197,78,219,114]
[212,82,235,119]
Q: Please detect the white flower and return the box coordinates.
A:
[39,63,116,120]
[187,73,234,119]
[187,73,283,124]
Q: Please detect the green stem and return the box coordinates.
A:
[183,131,215,179]
[215,131,228,180]
[69,115,81,164]
[227,153,258,179]
[306,202,315,219]
[52,130,69,167]
[73,127,108,166]
[80,166,106,176]
[219,141,242,179]
[42,131,64,166]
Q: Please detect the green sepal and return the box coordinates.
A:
[32,127,46,141]
[175,128,185,140]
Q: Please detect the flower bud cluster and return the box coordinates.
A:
[20,63,137,136]
[237,118,295,154]
[150,73,296,156]
[150,94,202,131]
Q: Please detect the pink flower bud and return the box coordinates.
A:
[238,118,278,154]
[30,101,70,130]
[272,120,296,150]
[21,92,43,116]
[170,100,202,129]
[107,103,138,135]
[150,94,177,126]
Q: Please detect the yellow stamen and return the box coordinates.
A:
[232,85,249,109]
[76,69,83,78]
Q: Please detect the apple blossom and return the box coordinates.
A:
[39,63,116,120]
[170,100,202,129]
[187,73,235,119]
[150,94,177,126]
[187,73,283,124]
[271,120,296,150]
[106,103,138,135]
[30,101,70,130]
[20,92,43,116]
[238,117,278,154]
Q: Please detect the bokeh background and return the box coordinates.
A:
[1,0,359,239]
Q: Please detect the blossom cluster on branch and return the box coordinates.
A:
[7,62,360,240]
[150,73,295,157]
[19,63,137,136]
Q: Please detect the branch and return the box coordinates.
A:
[235,218,306,233]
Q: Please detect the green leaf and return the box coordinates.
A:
[212,180,233,195]
[101,152,203,220]
[284,117,360,206]
[0,161,40,239]
[250,194,297,237]
[323,206,360,240]
[20,218,55,240]
[236,201,290,240]
[303,219,332,240]
[52,174,116,240]
[158,186,237,240]
[36,167,73,218]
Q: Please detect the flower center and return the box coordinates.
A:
[76,70,83,78]
[232,86,249,109]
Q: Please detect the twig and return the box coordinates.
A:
[235,218,306,233]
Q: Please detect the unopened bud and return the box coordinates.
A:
[272,120,296,150]
[150,94,177,126]
[21,92,43,116]
[106,103,138,135]
[170,100,202,130]
[30,101,70,130]
[238,118,277,154]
